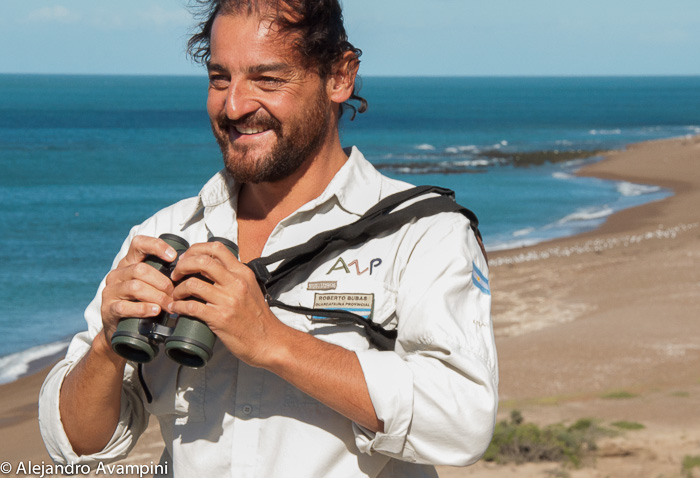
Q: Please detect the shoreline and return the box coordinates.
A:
[488,134,700,338]
[1,134,699,476]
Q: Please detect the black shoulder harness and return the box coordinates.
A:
[242,185,485,351]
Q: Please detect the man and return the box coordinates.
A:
[39,1,498,477]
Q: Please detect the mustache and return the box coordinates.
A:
[217,113,281,133]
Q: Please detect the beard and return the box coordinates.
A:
[211,85,332,184]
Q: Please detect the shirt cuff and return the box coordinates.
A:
[38,359,147,465]
[353,349,414,457]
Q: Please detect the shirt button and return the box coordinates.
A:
[242,405,253,415]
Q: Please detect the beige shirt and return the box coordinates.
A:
[39,147,498,478]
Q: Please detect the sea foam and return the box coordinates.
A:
[617,181,661,197]
[0,340,70,385]
[558,207,614,224]
[552,172,574,180]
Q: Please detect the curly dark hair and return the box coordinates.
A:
[187,0,368,120]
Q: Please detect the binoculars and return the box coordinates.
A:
[110,234,239,368]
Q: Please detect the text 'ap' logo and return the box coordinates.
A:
[326,257,382,276]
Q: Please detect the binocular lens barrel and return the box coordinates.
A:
[111,318,159,363]
[111,234,190,363]
[164,237,239,368]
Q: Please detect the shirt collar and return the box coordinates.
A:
[179,169,239,228]
[327,146,383,216]
[180,145,382,228]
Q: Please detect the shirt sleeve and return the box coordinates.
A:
[353,214,498,466]
[38,227,151,465]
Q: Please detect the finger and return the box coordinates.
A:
[119,235,178,268]
[105,261,175,294]
[177,242,242,271]
[106,300,162,321]
[171,275,220,303]
[172,242,249,284]
[171,254,225,284]
[168,298,212,324]
[109,278,174,312]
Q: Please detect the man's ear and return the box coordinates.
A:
[326,51,359,104]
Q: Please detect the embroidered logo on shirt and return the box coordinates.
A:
[307,281,338,291]
[326,257,383,276]
[472,262,491,295]
[312,293,375,320]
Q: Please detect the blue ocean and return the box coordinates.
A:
[1,74,699,382]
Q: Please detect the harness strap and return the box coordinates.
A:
[244,186,485,350]
[248,186,484,295]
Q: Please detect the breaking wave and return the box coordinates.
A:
[0,340,70,385]
[557,207,615,224]
[617,181,662,197]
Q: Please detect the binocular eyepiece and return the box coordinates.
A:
[110,234,239,368]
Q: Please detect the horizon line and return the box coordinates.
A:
[2,72,700,79]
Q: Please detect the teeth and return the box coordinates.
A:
[235,125,266,135]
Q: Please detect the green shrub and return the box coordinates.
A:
[611,421,645,430]
[683,455,700,477]
[671,391,690,398]
[601,390,637,399]
[484,411,611,467]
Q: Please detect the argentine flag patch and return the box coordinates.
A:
[472,262,491,295]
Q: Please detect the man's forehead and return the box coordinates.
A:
[209,12,304,65]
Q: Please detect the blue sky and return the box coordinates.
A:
[2,0,699,76]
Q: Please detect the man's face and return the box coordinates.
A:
[206,13,333,184]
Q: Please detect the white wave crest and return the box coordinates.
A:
[0,340,70,385]
[487,238,540,252]
[589,129,622,135]
[617,181,661,197]
[444,145,479,155]
[513,227,535,237]
[557,207,614,224]
[552,172,574,180]
[453,159,491,167]
[415,144,436,151]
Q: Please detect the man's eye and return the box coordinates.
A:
[208,75,229,89]
[257,76,284,86]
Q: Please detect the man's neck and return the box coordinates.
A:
[239,144,347,218]
[235,138,348,261]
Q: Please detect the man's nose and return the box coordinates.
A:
[225,81,259,120]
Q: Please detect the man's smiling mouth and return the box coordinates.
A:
[234,125,269,135]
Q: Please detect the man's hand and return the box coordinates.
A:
[169,241,284,368]
[100,235,178,345]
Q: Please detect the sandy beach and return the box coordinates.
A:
[1,135,698,477]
